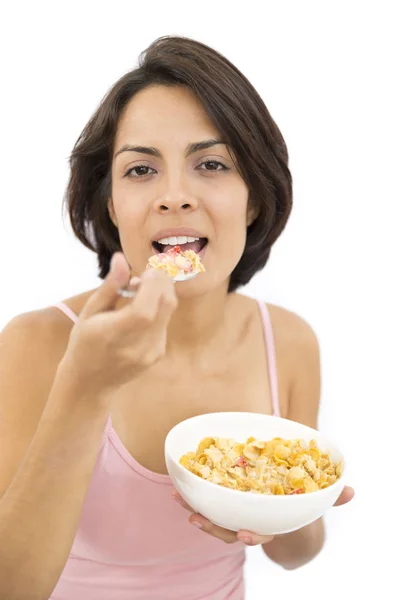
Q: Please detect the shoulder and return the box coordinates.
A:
[266,302,320,366]
[0,286,97,368]
[0,296,90,422]
[266,303,319,346]
[266,303,321,428]
[0,285,100,360]
[0,310,70,441]
[0,308,80,499]
[0,307,72,369]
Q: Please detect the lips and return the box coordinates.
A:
[151,227,208,243]
[151,227,209,260]
[152,237,207,253]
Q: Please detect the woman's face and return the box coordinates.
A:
[109,84,255,296]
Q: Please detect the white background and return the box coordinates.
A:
[1,1,399,598]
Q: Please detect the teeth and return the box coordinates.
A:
[157,235,199,245]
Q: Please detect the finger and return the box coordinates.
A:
[114,276,142,309]
[334,485,355,506]
[172,492,268,545]
[118,268,177,326]
[188,515,238,544]
[173,492,271,545]
[172,492,195,513]
[80,252,131,319]
[237,530,275,546]
[151,278,179,331]
[125,276,142,291]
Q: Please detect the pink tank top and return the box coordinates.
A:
[49,299,280,600]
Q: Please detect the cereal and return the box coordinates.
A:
[147,245,205,279]
[179,436,343,495]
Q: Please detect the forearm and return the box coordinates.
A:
[0,369,111,600]
[262,517,325,570]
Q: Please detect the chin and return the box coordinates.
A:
[174,273,230,301]
[173,276,207,299]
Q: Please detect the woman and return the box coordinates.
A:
[0,36,353,599]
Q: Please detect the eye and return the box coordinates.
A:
[197,160,229,172]
[124,165,157,178]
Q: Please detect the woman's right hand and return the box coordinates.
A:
[58,251,178,397]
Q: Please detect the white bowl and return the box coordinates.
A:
[165,412,346,535]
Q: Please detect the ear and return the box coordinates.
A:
[108,198,118,228]
[246,201,259,227]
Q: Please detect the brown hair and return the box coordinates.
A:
[64,35,292,293]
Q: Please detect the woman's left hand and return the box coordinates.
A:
[172,485,354,546]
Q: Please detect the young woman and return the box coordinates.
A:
[0,36,353,600]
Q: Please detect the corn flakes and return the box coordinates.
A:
[179,436,343,495]
[147,245,205,278]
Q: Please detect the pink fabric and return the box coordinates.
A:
[257,301,280,418]
[49,299,280,599]
[53,302,79,324]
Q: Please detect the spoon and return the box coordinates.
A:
[117,269,201,298]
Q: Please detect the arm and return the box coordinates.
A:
[172,306,353,552]
[0,315,111,600]
[262,517,325,570]
[262,311,325,570]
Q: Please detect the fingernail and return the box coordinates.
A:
[129,276,141,286]
[191,521,203,529]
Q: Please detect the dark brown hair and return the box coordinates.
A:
[64,35,292,293]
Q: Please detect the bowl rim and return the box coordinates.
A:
[165,411,346,500]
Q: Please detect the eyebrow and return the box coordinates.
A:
[114,138,227,160]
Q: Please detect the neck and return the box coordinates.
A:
[166,283,232,361]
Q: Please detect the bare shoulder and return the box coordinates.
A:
[266,303,321,427]
[0,306,73,399]
[1,308,69,360]
[231,295,320,421]
[0,287,95,420]
[0,308,75,498]
[0,288,98,495]
[266,303,319,349]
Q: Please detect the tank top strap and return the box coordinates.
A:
[52,300,280,417]
[104,412,113,435]
[256,300,281,418]
[53,302,79,323]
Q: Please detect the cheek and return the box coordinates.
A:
[219,179,249,219]
[213,204,248,267]
[213,191,249,239]
[111,190,148,254]
[112,185,145,227]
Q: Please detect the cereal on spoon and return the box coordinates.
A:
[147,245,205,280]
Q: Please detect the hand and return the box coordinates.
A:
[172,491,274,546]
[58,252,178,399]
[333,485,355,506]
[172,485,355,547]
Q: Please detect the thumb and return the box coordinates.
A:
[334,486,355,506]
[80,252,131,319]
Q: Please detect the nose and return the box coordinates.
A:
[153,176,199,214]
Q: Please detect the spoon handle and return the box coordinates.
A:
[117,287,137,298]
[117,269,198,298]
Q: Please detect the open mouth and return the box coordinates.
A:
[152,238,208,255]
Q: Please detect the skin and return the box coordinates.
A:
[108,84,258,358]
[67,84,354,568]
